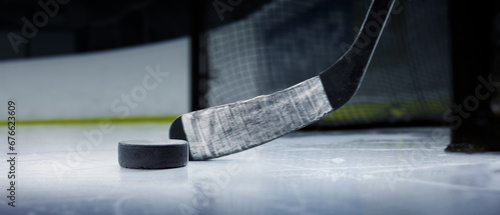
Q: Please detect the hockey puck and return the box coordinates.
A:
[118,139,188,169]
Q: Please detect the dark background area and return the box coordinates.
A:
[0,0,272,61]
[0,0,190,60]
[447,0,500,152]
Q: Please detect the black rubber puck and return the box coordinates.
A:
[118,139,188,169]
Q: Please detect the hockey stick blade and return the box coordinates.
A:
[171,0,397,160]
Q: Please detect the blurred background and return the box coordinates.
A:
[0,0,499,151]
[0,0,191,121]
[0,0,189,58]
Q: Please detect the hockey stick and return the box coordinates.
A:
[170,0,397,160]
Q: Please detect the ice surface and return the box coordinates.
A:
[0,124,499,215]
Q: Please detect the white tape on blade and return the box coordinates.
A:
[182,76,333,160]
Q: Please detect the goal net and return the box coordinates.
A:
[192,0,452,127]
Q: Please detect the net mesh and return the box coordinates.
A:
[195,0,451,127]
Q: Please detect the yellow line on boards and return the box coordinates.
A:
[1,115,180,125]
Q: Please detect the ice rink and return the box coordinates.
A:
[1,123,499,215]
[0,1,498,214]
